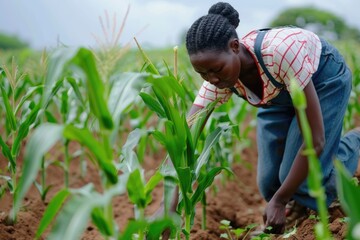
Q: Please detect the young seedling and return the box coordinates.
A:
[220,220,267,240]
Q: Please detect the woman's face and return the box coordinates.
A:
[189,44,240,89]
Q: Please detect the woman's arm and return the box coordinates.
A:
[264,79,325,233]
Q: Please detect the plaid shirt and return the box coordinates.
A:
[193,27,322,108]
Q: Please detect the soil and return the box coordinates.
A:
[0,127,359,240]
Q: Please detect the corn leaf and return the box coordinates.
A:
[14,85,43,115]
[42,48,77,108]
[12,123,64,218]
[36,189,71,239]
[335,160,360,240]
[43,77,65,109]
[127,169,146,208]
[108,72,147,124]
[139,92,166,118]
[191,166,232,206]
[63,125,118,184]
[72,48,114,130]
[177,167,192,215]
[0,136,15,170]
[145,171,163,205]
[134,38,159,75]
[11,103,41,158]
[191,100,218,147]
[0,84,17,131]
[48,180,127,240]
[91,207,113,236]
[48,194,94,240]
[119,128,145,172]
[195,126,226,175]
[118,220,148,240]
[66,77,85,106]
[146,217,180,240]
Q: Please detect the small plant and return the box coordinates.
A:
[289,78,332,240]
[282,226,298,239]
[219,219,258,240]
[0,57,43,223]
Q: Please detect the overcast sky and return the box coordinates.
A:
[1,0,359,50]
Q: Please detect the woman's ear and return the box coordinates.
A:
[229,39,240,54]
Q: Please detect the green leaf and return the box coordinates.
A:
[282,226,297,238]
[335,160,360,240]
[191,100,218,146]
[134,38,159,75]
[36,189,71,239]
[145,171,163,204]
[147,217,179,240]
[191,167,232,206]
[63,125,118,184]
[119,128,147,173]
[108,72,147,124]
[0,135,15,171]
[232,228,246,237]
[127,169,146,208]
[195,126,226,175]
[48,195,94,240]
[91,207,113,236]
[12,123,64,219]
[0,84,17,131]
[220,233,229,239]
[177,167,192,215]
[118,220,148,240]
[11,103,41,158]
[48,181,127,240]
[45,110,59,123]
[14,85,43,115]
[43,78,65,109]
[42,48,77,108]
[72,48,114,130]
[139,92,166,118]
[220,219,231,226]
[60,89,69,116]
[66,77,85,106]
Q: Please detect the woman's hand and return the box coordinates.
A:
[263,197,287,234]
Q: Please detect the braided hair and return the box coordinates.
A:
[186,2,240,54]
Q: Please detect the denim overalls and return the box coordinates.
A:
[255,37,360,210]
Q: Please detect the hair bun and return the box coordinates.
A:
[208,2,240,28]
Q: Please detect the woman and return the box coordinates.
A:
[180,1,360,234]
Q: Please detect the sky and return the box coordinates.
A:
[1,0,359,50]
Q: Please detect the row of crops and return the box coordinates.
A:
[0,37,360,239]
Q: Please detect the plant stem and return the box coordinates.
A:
[138,207,145,240]
[64,141,70,188]
[105,203,114,239]
[80,146,87,177]
[290,79,332,239]
[185,214,191,240]
[298,110,332,239]
[40,157,46,201]
[201,193,206,230]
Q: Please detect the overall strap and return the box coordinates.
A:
[254,29,285,89]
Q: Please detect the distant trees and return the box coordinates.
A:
[269,6,360,41]
[0,32,29,50]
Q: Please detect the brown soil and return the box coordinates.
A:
[0,129,358,240]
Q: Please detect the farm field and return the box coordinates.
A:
[0,125,358,240]
[0,38,360,240]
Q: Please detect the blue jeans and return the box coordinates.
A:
[256,38,360,210]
